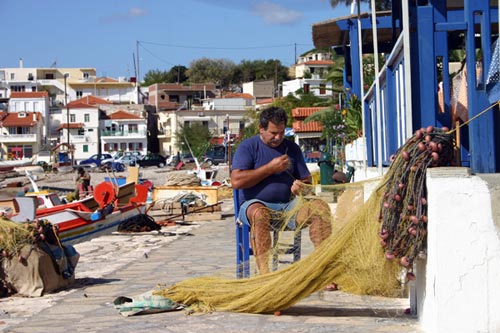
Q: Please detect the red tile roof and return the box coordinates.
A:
[1,112,42,127]
[292,107,328,118]
[95,77,118,83]
[223,93,254,99]
[302,60,334,66]
[107,110,142,120]
[256,98,275,105]
[57,123,84,130]
[292,120,323,132]
[67,95,112,108]
[10,91,49,99]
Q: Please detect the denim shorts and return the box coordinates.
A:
[237,196,300,230]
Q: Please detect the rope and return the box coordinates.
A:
[448,100,500,133]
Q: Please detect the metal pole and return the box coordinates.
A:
[371,0,383,176]
[226,114,231,168]
[64,74,70,147]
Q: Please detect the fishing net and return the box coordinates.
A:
[154,126,455,314]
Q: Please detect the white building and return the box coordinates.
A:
[100,110,147,155]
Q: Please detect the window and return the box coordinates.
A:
[120,143,127,151]
[78,129,84,135]
[128,124,138,133]
[11,85,26,92]
[303,84,310,94]
[76,91,83,98]
[319,84,326,95]
[31,87,36,92]
[70,114,76,122]
[84,114,90,122]
[10,73,14,80]
[83,145,89,153]
[83,72,90,79]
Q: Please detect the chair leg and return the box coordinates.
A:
[236,221,251,278]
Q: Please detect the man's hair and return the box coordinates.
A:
[259,106,287,130]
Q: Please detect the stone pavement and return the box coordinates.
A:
[0,199,422,333]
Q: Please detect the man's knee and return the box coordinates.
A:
[247,204,271,225]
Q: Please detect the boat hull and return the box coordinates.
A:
[38,205,145,245]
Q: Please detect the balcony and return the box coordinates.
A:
[1,133,37,143]
[101,129,147,138]
[157,129,172,138]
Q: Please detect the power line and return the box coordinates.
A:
[138,40,312,51]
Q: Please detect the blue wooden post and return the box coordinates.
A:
[464,0,497,173]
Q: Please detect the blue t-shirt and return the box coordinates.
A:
[232,136,310,206]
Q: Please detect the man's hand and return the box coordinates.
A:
[268,155,291,174]
[291,180,312,196]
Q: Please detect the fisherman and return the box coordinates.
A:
[231,106,333,275]
[74,167,91,199]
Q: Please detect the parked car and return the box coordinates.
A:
[181,153,195,163]
[115,153,143,166]
[136,153,167,168]
[203,145,227,166]
[79,153,113,167]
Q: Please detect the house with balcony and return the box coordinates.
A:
[8,91,50,144]
[0,111,43,162]
[0,62,138,106]
[100,110,147,155]
[282,51,335,98]
[149,83,217,155]
[58,96,112,161]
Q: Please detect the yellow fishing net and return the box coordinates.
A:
[155,127,455,314]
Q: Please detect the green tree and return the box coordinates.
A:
[142,69,170,86]
[174,123,213,160]
[165,65,188,83]
[186,58,236,89]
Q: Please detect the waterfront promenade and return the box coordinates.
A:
[0,198,422,333]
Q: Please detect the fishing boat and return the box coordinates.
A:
[1,178,150,246]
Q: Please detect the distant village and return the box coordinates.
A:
[0,51,334,166]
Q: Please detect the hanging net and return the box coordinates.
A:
[155,126,456,314]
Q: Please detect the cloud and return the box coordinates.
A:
[251,2,303,25]
[101,7,148,23]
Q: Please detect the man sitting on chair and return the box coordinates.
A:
[231,106,333,274]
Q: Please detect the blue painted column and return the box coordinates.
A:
[464,0,497,172]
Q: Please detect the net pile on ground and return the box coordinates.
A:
[155,127,455,314]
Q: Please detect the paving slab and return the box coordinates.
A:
[0,199,422,333]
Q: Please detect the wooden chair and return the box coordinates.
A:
[234,189,302,278]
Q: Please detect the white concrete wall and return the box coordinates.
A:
[418,168,500,333]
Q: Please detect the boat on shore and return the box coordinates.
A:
[0,177,150,245]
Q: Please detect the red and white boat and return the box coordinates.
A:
[2,179,150,246]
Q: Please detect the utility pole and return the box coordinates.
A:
[64,73,69,147]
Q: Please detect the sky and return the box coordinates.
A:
[0,0,367,81]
